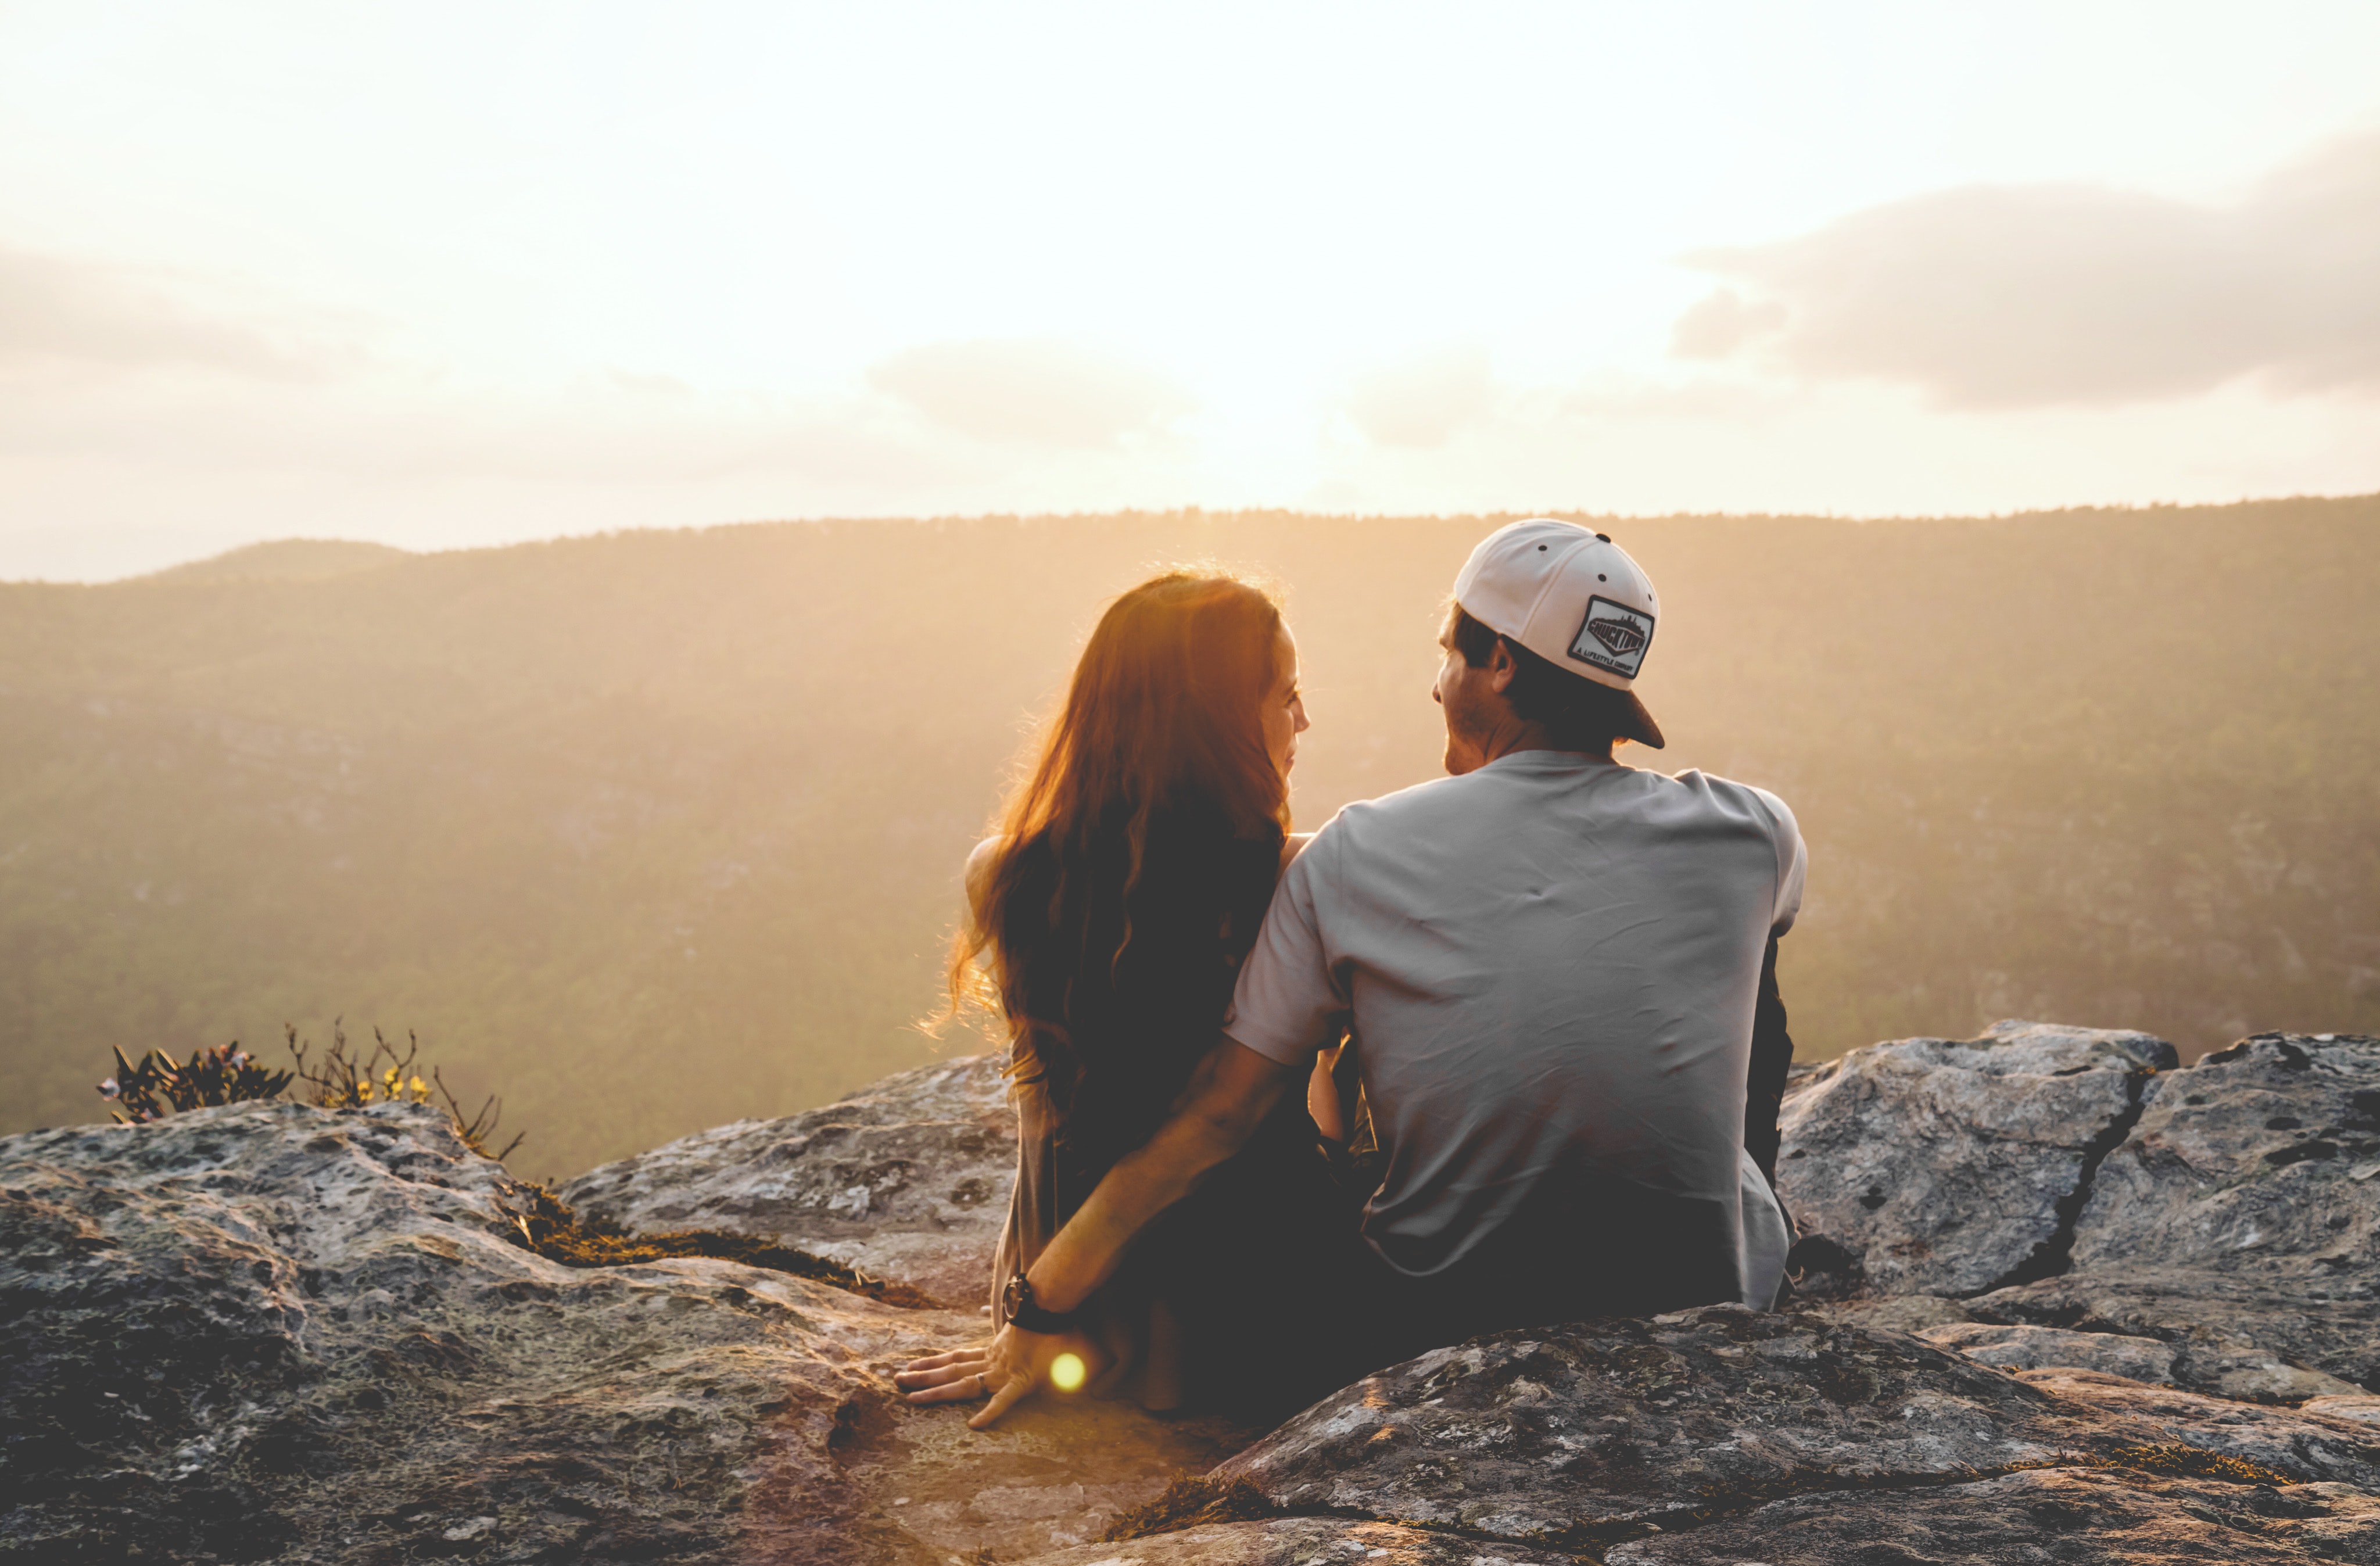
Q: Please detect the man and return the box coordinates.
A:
[901,519,1804,1427]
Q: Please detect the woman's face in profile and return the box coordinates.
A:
[1262,626,1310,779]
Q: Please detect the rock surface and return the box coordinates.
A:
[0,1097,1238,1564]
[2073,1031,2380,1284]
[1920,1320,2180,1384]
[560,1053,1012,1310]
[1021,1518,1579,1565]
[1776,1019,2178,1299]
[13,1022,2380,1564]
[1218,1305,2182,1545]
[1785,1026,2380,1407]
[1602,1468,2380,1565]
[2011,1368,2380,1490]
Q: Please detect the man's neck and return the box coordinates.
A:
[1481,723,1611,767]
[1457,721,1613,773]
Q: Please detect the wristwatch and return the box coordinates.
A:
[1002,1270,1077,1334]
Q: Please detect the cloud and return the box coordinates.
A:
[1342,344,1494,447]
[866,337,1193,447]
[1672,131,2380,408]
[0,248,330,379]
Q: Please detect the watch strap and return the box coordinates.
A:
[1003,1270,1076,1334]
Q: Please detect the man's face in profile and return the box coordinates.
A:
[1432,621,1500,777]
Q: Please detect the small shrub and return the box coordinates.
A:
[98,1043,295,1123]
[287,1021,523,1160]
[96,1019,525,1163]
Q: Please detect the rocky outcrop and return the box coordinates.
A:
[0,1097,1241,1564]
[1919,1320,2181,1383]
[1956,1031,2380,1400]
[12,1022,2380,1564]
[1784,1026,2380,1407]
[1026,1518,1580,1563]
[1775,1020,2178,1298]
[559,1053,1012,1310]
[2071,1031,2380,1282]
[1213,1303,2378,1550]
[2009,1368,2380,1492]
[1601,1468,2380,1565]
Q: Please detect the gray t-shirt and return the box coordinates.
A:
[1224,751,1805,1301]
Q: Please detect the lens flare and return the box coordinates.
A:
[1049,1352,1087,1393]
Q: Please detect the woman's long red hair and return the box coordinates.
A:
[952,569,1289,1095]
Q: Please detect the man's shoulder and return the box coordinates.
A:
[1641,767,1799,840]
[1658,768,1795,820]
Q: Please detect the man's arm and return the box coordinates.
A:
[1744,936,1793,1190]
[897,1036,1302,1427]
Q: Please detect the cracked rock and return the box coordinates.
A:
[2070,1032,2380,1287]
[1776,1019,2175,1299]
[1602,1467,2380,1565]
[560,1052,1012,1308]
[1958,1033,2380,1399]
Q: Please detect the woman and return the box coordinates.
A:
[897,569,1354,1421]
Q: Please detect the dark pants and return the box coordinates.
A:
[1335,1167,1744,1378]
[1163,1152,1744,1422]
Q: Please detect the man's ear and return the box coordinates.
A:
[1486,636,1521,695]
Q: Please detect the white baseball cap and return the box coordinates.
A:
[1451,518,1665,748]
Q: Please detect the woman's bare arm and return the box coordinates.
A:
[963,835,1004,937]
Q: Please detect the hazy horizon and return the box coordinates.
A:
[55,487,2380,587]
[5,2,2380,580]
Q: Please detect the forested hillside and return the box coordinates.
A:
[3,498,2374,1176]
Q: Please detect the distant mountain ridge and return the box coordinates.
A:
[138,537,413,584]
[2,498,2374,1177]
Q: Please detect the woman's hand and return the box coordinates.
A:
[895,1324,1101,1429]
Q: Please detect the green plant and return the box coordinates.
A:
[98,1043,295,1124]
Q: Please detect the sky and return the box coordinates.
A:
[2,1,2378,580]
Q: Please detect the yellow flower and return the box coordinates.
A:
[410,1076,428,1096]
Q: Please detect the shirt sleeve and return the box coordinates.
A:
[1221,829,1350,1066]
[1751,785,1807,937]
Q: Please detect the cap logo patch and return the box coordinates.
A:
[1569,596,1654,679]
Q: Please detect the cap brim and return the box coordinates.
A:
[1619,689,1665,750]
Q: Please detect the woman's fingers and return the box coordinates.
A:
[969,1371,1034,1429]
[898,1346,986,1375]
[895,1352,985,1380]
[904,1372,994,1406]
